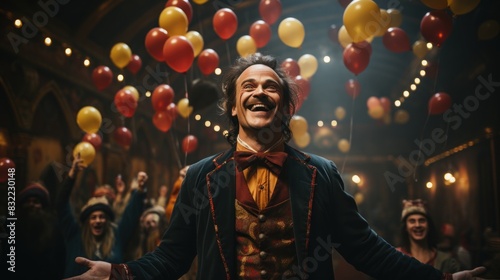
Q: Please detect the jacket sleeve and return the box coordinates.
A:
[55,176,80,239]
[321,160,445,280]
[126,169,197,280]
[116,188,146,246]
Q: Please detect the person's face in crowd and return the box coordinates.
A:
[89,210,107,237]
[406,213,428,242]
[143,213,160,232]
[232,64,284,139]
[22,196,43,212]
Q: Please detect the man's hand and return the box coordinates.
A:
[137,171,148,191]
[68,154,86,179]
[452,267,487,280]
[63,257,111,280]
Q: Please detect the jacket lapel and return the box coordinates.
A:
[206,149,237,278]
[284,145,316,265]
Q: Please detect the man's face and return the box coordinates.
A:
[22,197,43,212]
[232,64,284,139]
[406,214,428,242]
[89,210,107,237]
[143,213,160,232]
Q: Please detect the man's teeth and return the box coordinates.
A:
[250,104,269,111]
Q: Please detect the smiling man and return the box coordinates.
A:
[66,54,486,280]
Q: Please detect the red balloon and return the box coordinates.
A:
[182,135,198,154]
[353,40,372,55]
[420,10,453,47]
[163,35,194,73]
[126,54,142,75]
[281,58,300,77]
[145,27,170,61]
[114,89,137,118]
[0,158,15,183]
[345,79,361,98]
[343,43,371,75]
[166,102,178,120]
[92,66,113,91]
[152,84,175,111]
[338,0,353,8]
[153,111,173,132]
[250,20,272,48]
[328,24,339,44]
[428,92,452,115]
[114,127,132,149]
[213,8,238,40]
[294,75,311,104]
[379,97,391,113]
[383,27,411,53]
[82,133,102,151]
[166,0,193,23]
[259,0,282,25]
[197,49,219,76]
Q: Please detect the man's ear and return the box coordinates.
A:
[231,106,237,117]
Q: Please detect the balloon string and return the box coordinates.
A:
[341,95,356,174]
[225,41,231,66]
[183,73,190,167]
[169,129,183,170]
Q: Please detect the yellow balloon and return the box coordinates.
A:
[412,40,429,59]
[278,17,305,48]
[298,54,318,79]
[186,31,204,57]
[368,106,384,120]
[123,85,139,101]
[374,9,391,37]
[193,0,208,4]
[387,8,402,28]
[236,35,257,57]
[448,0,480,15]
[110,43,132,69]
[335,107,346,120]
[338,139,351,153]
[343,0,381,42]
[73,142,96,167]
[394,109,410,124]
[290,115,308,136]
[420,0,448,10]
[338,25,353,48]
[293,132,310,148]
[77,106,102,134]
[177,98,193,118]
[159,7,188,36]
[478,20,500,40]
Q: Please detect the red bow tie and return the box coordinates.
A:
[233,151,288,175]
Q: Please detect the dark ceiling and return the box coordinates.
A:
[1,0,500,160]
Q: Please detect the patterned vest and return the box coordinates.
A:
[235,169,297,279]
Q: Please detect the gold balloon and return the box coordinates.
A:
[278,17,305,48]
[193,0,208,4]
[335,107,346,120]
[478,20,500,40]
[110,43,132,69]
[338,139,351,153]
[387,8,402,28]
[236,35,257,57]
[290,115,308,136]
[343,0,381,42]
[293,132,310,148]
[412,40,429,59]
[448,0,480,15]
[420,0,448,10]
[394,109,410,124]
[374,9,391,37]
[159,7,188,36]
[177,98,193,118]
[338,25,353,48]
[73,142,96,167]
[298,54,318,79]
[186,31,204,57]
[77,106,102,134]
[123,85,139,101]
[368,106,385,119]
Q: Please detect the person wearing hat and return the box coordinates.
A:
[133,205,169,259]
[56,154,149,278]
[397,199,462,273]
[14,182,66,279]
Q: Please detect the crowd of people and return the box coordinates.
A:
[2,53,491,279]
